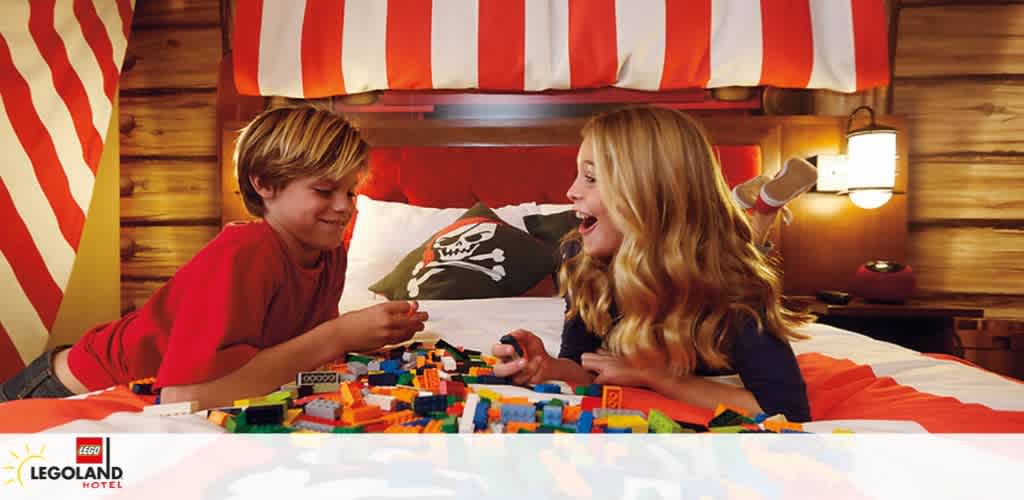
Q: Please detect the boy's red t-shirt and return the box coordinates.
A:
[67,221,347,390]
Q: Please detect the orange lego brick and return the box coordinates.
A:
[488,406,501,422]
[207,410,230,427]
[423,420,444,433]
[423,368,440,392]
[341,405,383,426]
[602,385,623,409]
[563,406,582,423]
[340,382,364,407]
[391,388,418,404]
[506,422,539,433]
[381,410,416,425]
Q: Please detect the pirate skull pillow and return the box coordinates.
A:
[369,203,556,300]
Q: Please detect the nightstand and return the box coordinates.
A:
[785,296,985,356]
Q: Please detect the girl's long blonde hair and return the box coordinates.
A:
[559,107,811,374]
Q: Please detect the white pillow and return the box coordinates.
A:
[340,196,539,312]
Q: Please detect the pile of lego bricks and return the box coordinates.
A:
[136,339,809,434]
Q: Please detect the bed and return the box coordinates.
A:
[1,136,1021,435]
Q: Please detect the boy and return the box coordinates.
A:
[0,106,427,409]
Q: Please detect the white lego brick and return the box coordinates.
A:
[459,394,480,434]
[441,356,457,371]
[364,394,396,411]
[142,401,199,416]
[298,371,341,386]
[305,399,340,420]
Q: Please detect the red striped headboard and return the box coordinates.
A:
[343,144,761,246]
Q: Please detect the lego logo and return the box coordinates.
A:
[78,445,102,456]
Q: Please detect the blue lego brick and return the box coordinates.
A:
[576,412,594,433]
[473,399,491,431]
[542,405,564,427]
[380,359,401,373]
[605,427,633,434]
[413,395,447,416]
[533,383,561,394]
[501,404,536,424]
[367,373,398,386]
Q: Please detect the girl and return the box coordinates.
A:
[492,107,815,421]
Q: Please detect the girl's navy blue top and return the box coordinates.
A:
[556,245,811,422]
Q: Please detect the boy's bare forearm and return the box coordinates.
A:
[160,322,349,409]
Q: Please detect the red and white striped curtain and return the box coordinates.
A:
[0,0,134,377]
[234,0,890,98]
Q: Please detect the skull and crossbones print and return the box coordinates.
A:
[407,217,507,297]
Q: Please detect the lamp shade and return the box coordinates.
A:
[846,107,897,209]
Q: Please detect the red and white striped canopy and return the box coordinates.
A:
[234,0,890,98]
[0,0,133,377]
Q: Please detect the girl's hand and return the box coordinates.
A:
[490,329,555,385]
[331,301,428,353]
[580,353,660,388]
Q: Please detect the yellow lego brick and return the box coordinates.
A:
[475,389,502,402]
[607,415,649,433]
[283,408,303,427]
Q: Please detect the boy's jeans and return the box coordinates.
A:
[0,346,75,402]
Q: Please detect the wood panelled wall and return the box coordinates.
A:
[119,0,222,313]
[118,0,1024,320]
[895,0,1024,318]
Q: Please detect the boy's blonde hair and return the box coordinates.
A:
[234,106,369,216]
[559,106,811,375]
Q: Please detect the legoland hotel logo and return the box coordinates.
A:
[3,437,124,489]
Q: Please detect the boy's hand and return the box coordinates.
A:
[332,301,428,353]
[490,329,554,385]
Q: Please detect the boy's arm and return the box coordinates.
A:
[159,320,345,409]
[160,301,426,409]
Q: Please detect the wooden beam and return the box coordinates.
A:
[121,225,220,281]
[121,91,218,156]
[909,155,1024,221]
[896,5,1024,78]
[909,225,1024,295]
[133,0,221,28]
[893,78,1024,155]
[121,27,221,91]
[121,157,220,224]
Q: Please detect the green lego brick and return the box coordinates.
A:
[397,372,413,386]
[648,409,684,434]
[346,354,374,364]
[225,415,249,433]
[709,425,745,434]
[332,426,366,433]
[245,424,294,434]
[462,376,479,384]
[441,416,458,434]
[575,386,587,395]
[265,390,294,403]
